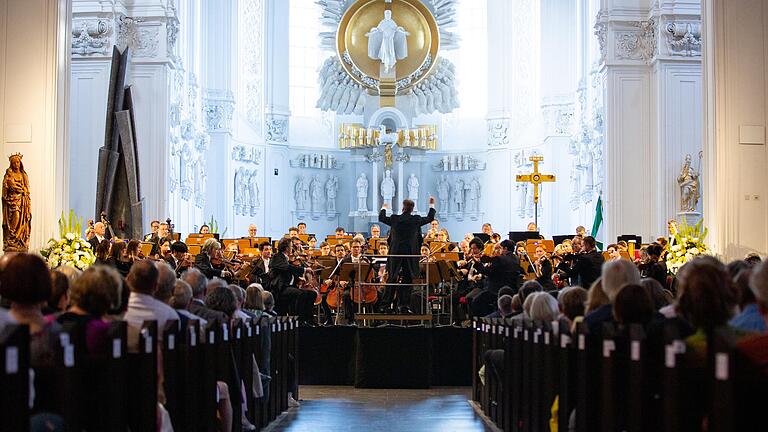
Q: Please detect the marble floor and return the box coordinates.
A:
[264,386,494,432]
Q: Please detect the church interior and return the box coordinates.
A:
[1,0,767,431]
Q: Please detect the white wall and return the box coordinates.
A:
[0,0,70,250]
[703,0,768,258]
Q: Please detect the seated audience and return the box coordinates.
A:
[205,282,237,321]
[122,260,180,351]
[585,279,609,315]
[170,279,207,326]
[44,269,71,315]
[557,286,588,328]
[243,283,265,317]
[640,277,672,310]
[262,291,276,316]
[730,266,767,333]
[484,286,516,318]
[229,284,256,320]
[511,280,543,320]
[529,292,560,322]
[612,283,655,327]
[584,259,640,333]
[181,268,228,323]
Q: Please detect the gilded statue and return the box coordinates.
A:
[677,153,701,212]
[384,143,393,169]
[2,153,31,252]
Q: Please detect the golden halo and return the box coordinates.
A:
[336,0,440,93]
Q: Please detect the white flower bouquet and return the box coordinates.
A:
[666,218,710,274]
[40,210,96,270]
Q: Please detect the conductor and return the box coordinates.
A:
[378,196,436,313]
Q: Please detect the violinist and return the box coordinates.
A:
[476,240,523,294]
[266,237,317,326]
[419,244,434,263]
[307,236,318,250]
[249,242,273,286]
[319,241,332,257]
[195,238,233,280]
[532,245,555,291]
[451,237,485,324]
[555,236,604,288]
[165,241,193,277]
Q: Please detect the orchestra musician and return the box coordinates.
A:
[326,239,369,324]
[297,222,307,235]
[165,241,193,277]
[378,196,436,314]
[266,237,317,326]
[195,238,233,280]
[370,224,382,239]
[307,236,318,249]
[199,224,210,234]
[144,220,160,242]
[471,239,523,316]
[335,227,346,238]
[288,226,300,239]
[319,241,332,257]
[532,245,555,290]
[452,237,486,324]
[481,223,493,236]
[555,235,604,288]
[320,243,348,325]
[247,223,258,239]
[248,242,273,286]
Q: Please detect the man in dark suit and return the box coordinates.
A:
[267,237,317,326]
[557,236,605,289]
[248,241,273,286]
[378,196,436,313]
[471,239,523,317]
[164,241,192,277]
[194,238,232,280]
[326,238,369,323]
[88,221,107,251]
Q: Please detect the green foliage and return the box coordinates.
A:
[57,209,84,237]
[206,215,228,237]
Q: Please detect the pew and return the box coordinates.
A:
[0,324,30,432]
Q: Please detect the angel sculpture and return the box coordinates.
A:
[366,10,409,72]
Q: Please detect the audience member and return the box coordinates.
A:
[558,286,588,326]
[229,284,256,319]
[584,260,640,333]
[510,281,543,320]
[730,267,766,333]
[170,279,207,326]
[262,291,276,316]
[205,283,237,320]
[585,279,608,315]
[122,260,180,351]
[612,283,655,327]
[484,286,516,318]
[181,268,228,323]
[244,283,265,316]
[529,292,559,322]
[45,269,70,315]
[640,277,672,311]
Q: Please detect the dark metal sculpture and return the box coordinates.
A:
[94,46,144,240]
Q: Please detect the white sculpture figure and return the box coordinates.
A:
[579,142,594,201]
[318,78,338,110]
[353,87,367,115]
[678,153,701,212]
[378,125,399,145]
[466,177,480,213]
[407,173,420,212]
[234,169,244,214]
[326,175,338,212]
[437,175,451,213]
[330,77,347,110]
[295,175,307,211]
[310,175,324,213]
[249,170,260,214]
[416,85,427,115]
[365,10,409,73]
[424,85,435,113]
[380,169,396,210]
[345,85,360,114]
[356,172,369,212]
[453,178,465,213]
[336,84,351,114]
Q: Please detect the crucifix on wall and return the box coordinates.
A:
[516,155,556,227]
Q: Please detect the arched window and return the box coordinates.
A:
[442,0,488,118]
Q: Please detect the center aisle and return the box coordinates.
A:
[264,386,494,432]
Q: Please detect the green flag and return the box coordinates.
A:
[591,194,603,250]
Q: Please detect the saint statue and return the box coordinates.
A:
[381,170,396,210]
[407,173,419,212]
[295,175,307,211]
[467,177,481,213]
[310,175,324,213]
[366,10,409,73]
[437,175,451,213]
[384,143,394,169]
[677,153,701,212]
[326,175,339,213]
[2,153,31,252]
[453,178,465,213]
[356,172,369,212]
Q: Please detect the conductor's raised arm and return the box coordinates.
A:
[379,202,392,226]
[419,196,437,226]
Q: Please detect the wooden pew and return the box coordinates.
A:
[556,319,574,431]
[127,321,158,432]
[0,324,30,431]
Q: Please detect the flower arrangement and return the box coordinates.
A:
[39,210,96,270]
[666,218,710,274]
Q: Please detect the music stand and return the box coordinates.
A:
[473,233,491,244]
[617,235,642,246]
[552,235,572,246]
[509,231,541,243]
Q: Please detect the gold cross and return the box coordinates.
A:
[515,156,556,204]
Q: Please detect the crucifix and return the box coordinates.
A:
[515,155,556,227]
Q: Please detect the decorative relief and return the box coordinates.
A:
[542,101,575,136]
[487,118,510,147]
[166,17,180,62]
[432,154,486,172]
[239,0,264,131]
[265,115,289,143]
[615,19,657,62]
[203,96,235,133]
[594,22,607,64]
[72,19,113,55]
[665,21,702,57]
[290,153,342,169]
[232,145,262,165]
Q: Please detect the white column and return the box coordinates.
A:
[703,0,768,258]
[0,0,71,250]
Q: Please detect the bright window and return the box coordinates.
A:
[289,0,326,118]
[443,0,488,118]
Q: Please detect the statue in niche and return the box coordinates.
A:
[365,10,409,73]
[310,175,324,213]
[295,175,308,211]
[2,153,31,252]
[380,170,395,211]
[437,175,451,213]
[453,178,465,213]
[579,141,594,203]
[678,153,701,212]
[326,175,338,212]
[407,173,420,212]
[467,177,481,213]
[233,169,244,215]
[356,172,369,212]
[384,143,394,169]
[248,170,260,215]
